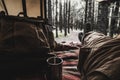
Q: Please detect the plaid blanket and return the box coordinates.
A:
[54,49,80,80]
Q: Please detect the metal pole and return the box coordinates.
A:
[22,0,27,17]
[1,0,8,15]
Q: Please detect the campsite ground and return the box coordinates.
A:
[54,30,82,43]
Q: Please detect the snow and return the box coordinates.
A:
[54,30,82,43]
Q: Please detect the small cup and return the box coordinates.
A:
[46,57,63,80]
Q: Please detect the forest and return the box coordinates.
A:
[46,0,120,38]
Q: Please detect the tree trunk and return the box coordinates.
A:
[59,1,63,33]
[55,0,58,37]
[68,0,71,33]
[84,0,88,34]
[48,0,52,25]
[63,0,67,36]
[110,1,120,37]
[97,1,109,35]
[52,0,55,26]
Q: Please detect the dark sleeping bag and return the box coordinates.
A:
[78,31,120,80]
[0,17,54,74]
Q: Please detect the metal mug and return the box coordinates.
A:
[46,57,63,80]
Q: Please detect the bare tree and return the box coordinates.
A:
[52,0,55,26]
[67,0,71,33]
[63,0,67,36]
[59,0,63,33]
[97,1,109,35]
[50,0,87,37]
[48,0,52,25]
[55,0,58,37]
[110,1,120,37]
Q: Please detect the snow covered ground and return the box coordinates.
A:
[54,30,82,43]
